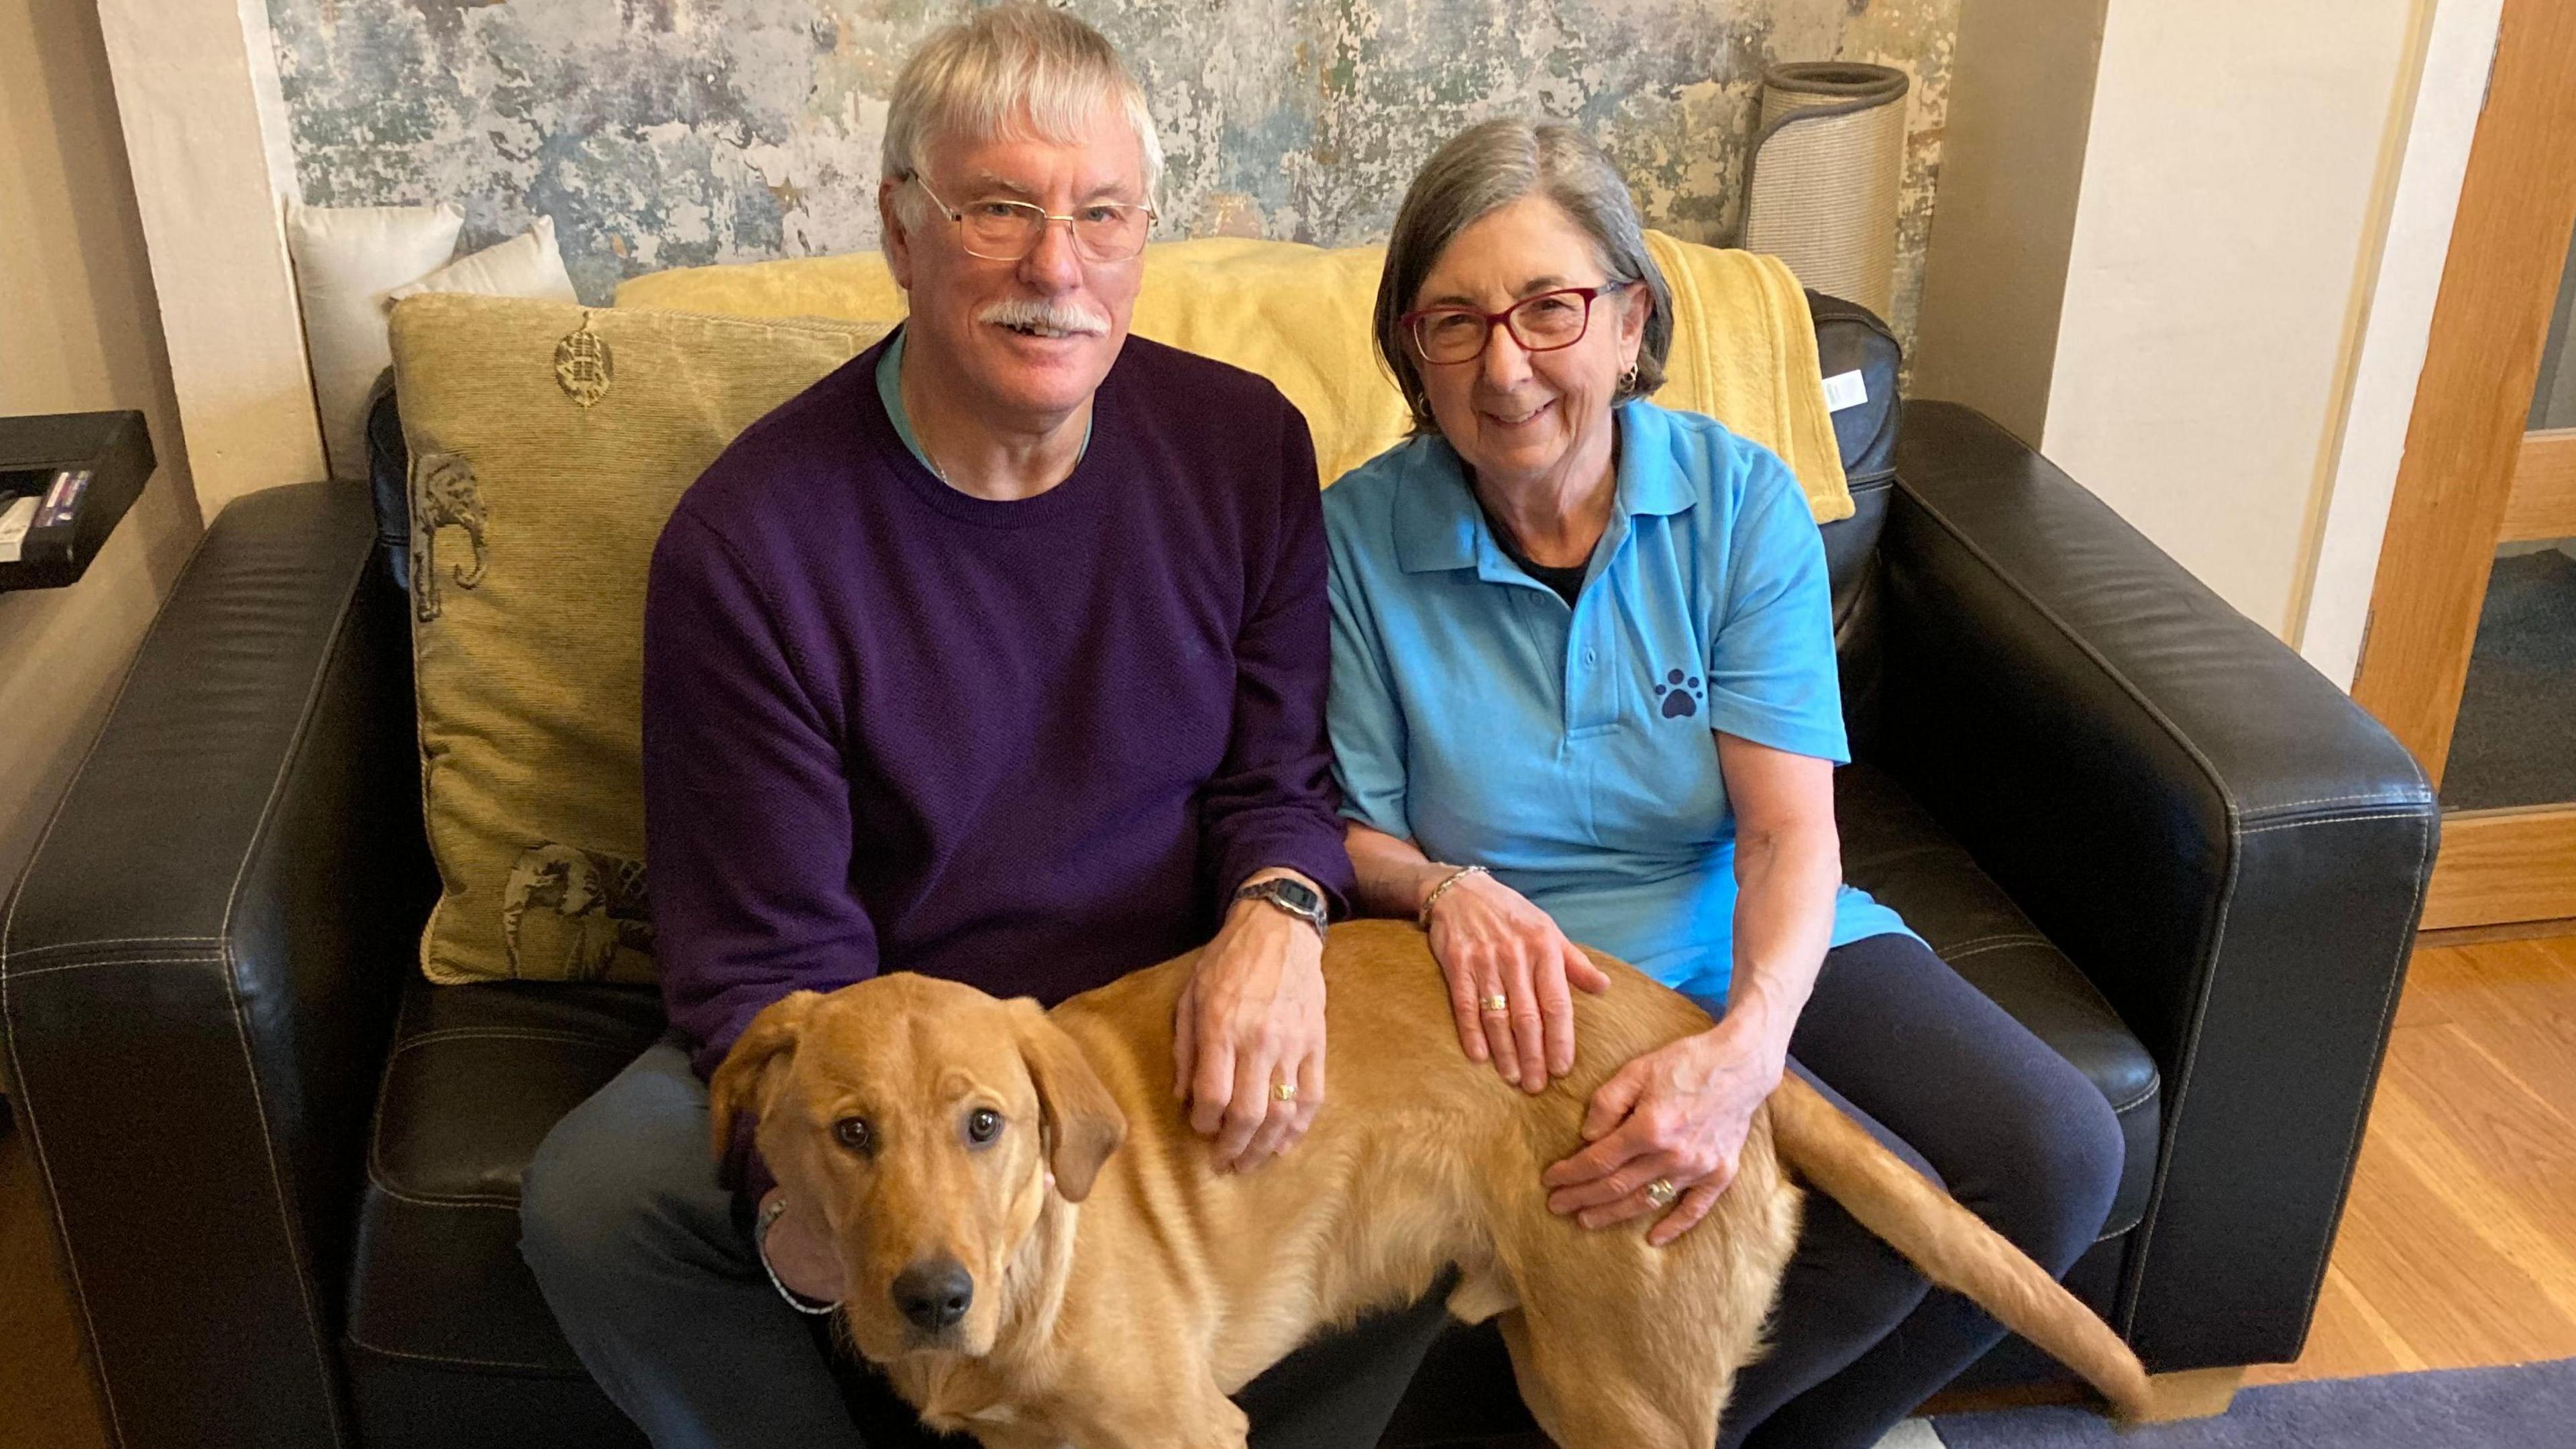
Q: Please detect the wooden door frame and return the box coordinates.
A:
[2351,0,2576,929]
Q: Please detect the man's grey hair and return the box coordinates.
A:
[881,4,1165,233]
[1373,120,1674,433]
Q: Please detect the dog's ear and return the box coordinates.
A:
[708,991,821,1165]
[1014,1001,1126,1203]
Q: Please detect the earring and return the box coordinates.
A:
[1619,363,1640,393]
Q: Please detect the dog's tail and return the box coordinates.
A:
[1767,1074,2158,1421]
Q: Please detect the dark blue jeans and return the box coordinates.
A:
[520,1039,1450,1449]
[1709,932,2127,1449]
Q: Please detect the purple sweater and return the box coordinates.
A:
[643,331,1354,1081]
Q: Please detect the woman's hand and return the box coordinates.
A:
[1173,883,1328,1171]
[1425,871,1611,1091]
[1540,1013,1786,1246]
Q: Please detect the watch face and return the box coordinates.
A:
[1268,879,1323,916]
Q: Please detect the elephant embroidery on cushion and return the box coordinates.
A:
[499,843,654,981]
[412,450,488,623]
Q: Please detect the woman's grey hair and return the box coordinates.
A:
[881,5,1165,231]
[1374,120,1674,432]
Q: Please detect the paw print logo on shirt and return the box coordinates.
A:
[1654,669,1703,719]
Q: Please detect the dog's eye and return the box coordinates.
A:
[833,1116,873,1153]
[966,1108,1002,1144]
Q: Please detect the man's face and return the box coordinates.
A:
[881,106,1148,425]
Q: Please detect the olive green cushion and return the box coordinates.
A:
[388,294,889,983]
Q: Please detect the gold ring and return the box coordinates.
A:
[1273,1081,1298,1103]
[1644,1178,1679,1209]
[1481,994,1511,1013]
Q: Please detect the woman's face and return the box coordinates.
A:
[1407,195,1647,495]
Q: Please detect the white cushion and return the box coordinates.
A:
[285,201,463,480]
[384,216,578,310]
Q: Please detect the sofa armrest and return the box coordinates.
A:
[1875,402,2438,1371]
[2,480,429,1449]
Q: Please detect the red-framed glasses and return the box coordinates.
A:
[1399,281,1632,365]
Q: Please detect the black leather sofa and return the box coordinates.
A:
[3,294,2438,1448]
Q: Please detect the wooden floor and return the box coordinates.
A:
[2246,932,2576,1385]
[3,936,2574,1444]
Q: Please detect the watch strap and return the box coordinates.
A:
[1234,877,1328,939]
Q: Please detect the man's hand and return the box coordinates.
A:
[1173,873,1328,1171]
[755,1187,843,1302]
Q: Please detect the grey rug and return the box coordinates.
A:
[2442,549,2576,810]
[1931,1357,2576,1448]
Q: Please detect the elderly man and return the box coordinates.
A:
[517,7,1452,1448]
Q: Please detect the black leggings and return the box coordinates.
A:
[1711,931,2126,1449]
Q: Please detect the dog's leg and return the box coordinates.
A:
[1053,1376,1247,1449]
[1497,1305,1718,1449]
[1488,1132,1801,1449]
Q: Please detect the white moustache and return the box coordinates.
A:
[978,298,1110,339]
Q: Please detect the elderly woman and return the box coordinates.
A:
[1323,120,2125,1448]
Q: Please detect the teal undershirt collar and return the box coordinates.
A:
[875,327,1092,480]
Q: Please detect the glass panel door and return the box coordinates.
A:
[2442,230,2576,810]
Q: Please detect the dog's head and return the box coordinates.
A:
[710,975,1124,1361]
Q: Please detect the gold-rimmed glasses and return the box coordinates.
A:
[910,174,1155,264]
[1399,282,1633,365]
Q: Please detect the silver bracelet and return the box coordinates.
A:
[1416,864,1489,929]
[754,1195,843,1316]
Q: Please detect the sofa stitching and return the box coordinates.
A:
[342,1332,584,1377]
[2110,1075,2161,1115]
[1923,930,2046,955]
[364,990,419,1223]
[0,978,133,1449]
[1934,938,2053,964]
[4,934,225,960]
[214,533,374,1448]
[0,509,248,1449]
[2095,1077,2167,1244]
[0,1032,133,1449]
[2245,790,2434,813]
[386,1028,646,1055]
[2114,830,2236,1336]
[368,1030,643,1207]
[2286,812,2434,1340]
[0,955,231,982]
[2239,810,2430,834]
[364,1174,524,1210]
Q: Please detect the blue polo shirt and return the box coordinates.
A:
[1323,400,1915,1006]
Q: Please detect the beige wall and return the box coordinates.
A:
[0,0,205,897]
[1916,0,2471,664]
[1910,0,2110,443]
[2298,0,2500,687]
[2041,0,2423,638]
[89,0,321,517]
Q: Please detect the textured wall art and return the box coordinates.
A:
[271,0,1956,341]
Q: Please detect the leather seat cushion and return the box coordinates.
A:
[345,978,665,1378]
[1837,761,2161,1234]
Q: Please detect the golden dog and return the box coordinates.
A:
[712,919,2155,1447]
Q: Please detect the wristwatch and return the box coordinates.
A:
[1234,876,1329,942]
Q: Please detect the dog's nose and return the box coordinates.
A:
[892,1258,974,1333]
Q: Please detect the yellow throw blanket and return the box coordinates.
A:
[616,233,1851,522]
